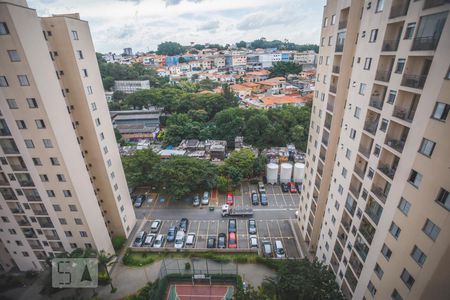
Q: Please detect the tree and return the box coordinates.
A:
[103,76,114,91]
[198,78,219,91]
[178,56,186,63]
[156,41,185,56]
[269,61,302,78]
[163,113,203,146]
[236,40,247,48]
[224,148,256,179]
[261,259,344,300]
[122,149,160,188]
[114,128,125,146]
[112,91,126,102]
[97,251,117,292]
[216,175,230,193]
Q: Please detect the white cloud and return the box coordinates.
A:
[27,0,324,53]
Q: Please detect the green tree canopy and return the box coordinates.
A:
[122,149,160,188]
[269,61,303,78]
[224,148,256,179]
[156,41,185,56]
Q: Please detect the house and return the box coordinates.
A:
[258,77,286,95]
[114,80,150,93]
[245,70,270,82]
[260,95,306,109]
[230,84,252,99]
[110,109,162,141]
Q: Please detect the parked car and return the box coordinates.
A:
[167,226,177,242]
[150,219,162,233]
[186,233,196,247]
[249,235,258,249]
[193,195,200,206]
[281,183,289,193]
[262,240,273,257]
[274,240,286,258]
[260,192,268,206]
[289,182,297,193]
[218,233,227,249]
[226,193,234,205]
[133,231,146,247]
[134,195,144,208]
[248,219,257,234]
[295,182,302,193]
[228,219,237,233]
[201,191,209,205]
[228,232,237,249]
[153,234,165,248]
[207,236,216,248]
[179,218,189,232]
[251,191,259,205]
[258,182,265,193]
[174,231,185,249]
[142,234,156,247]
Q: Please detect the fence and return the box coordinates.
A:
[159,258,239,280]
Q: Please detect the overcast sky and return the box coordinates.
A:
[28,0,324,54]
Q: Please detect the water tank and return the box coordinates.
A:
[293,163,305,182]
[266,163,278,184]
[280,163,293,183]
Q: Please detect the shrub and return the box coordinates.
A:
[111,236,126,251]
[185,262,191,270]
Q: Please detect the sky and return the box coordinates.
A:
[28,0,325,54]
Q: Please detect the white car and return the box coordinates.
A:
[150,219,162,233]
[186,233,196,247]
[153,234,165,248]
[142,234,156,247]
[174,231,185,249]
[249,235,258,249]
[201,191,209,205]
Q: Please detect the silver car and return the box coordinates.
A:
[153,234,165,248]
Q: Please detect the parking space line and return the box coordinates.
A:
[206,220,210,238]
[276,220,283,239]
[196,221,200,238]
[266,221,271,240]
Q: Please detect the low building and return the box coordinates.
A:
[205,140,227,160]
[110,109,162,141]
[114,80,150,93]
[230,84,252,99]
[293,50,317,65]
[260,95,306,109]
[158,149,186,159]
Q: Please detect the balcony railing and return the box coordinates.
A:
[375,70,392,82]
[338,232,347,246]
[17,220,31,226]
[386,138,405,153]
[19,180,34,187]
[10,164,27,171]
[342,221,351,233]
[338,20,348,30]
[359,146,371,158]
[382,39,400,52]
[25,194,41,202]
[364,120,378,135]
[411,36,439,51]
[332,65,340,74]
[389,2,409,19]
[393,106,413,122]
[345,201,357,216]
[371,186,387,203]
[0,180,9,186]
[319,152,326,161]
[329,85,337,93]
[354,166,366,179]
[10,208,25,214]
[401,74,427,89]
[335,43,344,52]
[32,210,48,216]
[327,101,334,112]
[423,0,450,10]
[350,185,361,198]
[378,164,397,179]
[369,98,384,110]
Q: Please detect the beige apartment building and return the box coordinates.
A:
[0,0,136,272]
[299,0,450,299]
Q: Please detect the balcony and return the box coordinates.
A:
[349,176,362,198]
[375,70,392,82]
[317,160,324,177]
[0,120,11,136]
[16,173,34,187]
[37,217,54,228]
[412,36,440,51]
[8,203,24,214]
[392,91,419,123]
[371,175,390,204]
[7,157,27,171]
[31,203,48,215]
[315,175,321,189]
[24,189,41,202]
[334,241,344,261]
[330,254,339,274]
[345,194,357,216]
[338,227,348,247]
[28,240,43,250]
[401,74,427,89]
[359,217,376,245]
[341,210,352,233]
[358,133,373,159]
[401,56,432,90]
[385,121,409,153]
[423,0,450,9]
[332,65,340,74]
[338,20,348,30]
[34,251,47,260]
[335,43,344,52]
[319,146,327,162]
[378,164,397,179]
[354,156,367,179]
[324,113,332,130]
[349,251,363,278]
[382,39,400,52]
[327,96,335,113]
[22,228,37,239]
[365,196,384,225]
[354,235,369,261]
[0,173,9,186]
[43,229,60,240]
[322,130,329,146]
[389,0,410,19]
[0,139,19,154]
[329,84,337,94]
[15,215,30,226]
[50,242,65,252]
[364,120,378,135]
[369,97,384,110]
[345,267,358,292]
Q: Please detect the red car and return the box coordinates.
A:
[228,232,237,249]
[226,193,234,205]
[289,182,297,193]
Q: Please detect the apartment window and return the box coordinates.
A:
[375,0,384,12]
[26,98,38,108]
[374,263,384,279]
[381,243,392,260]
[323,75,327,84]
[359,83,366,95]
[331,215,336,224]
[326,56,330,65]
[436,188,449,211]
[391,289,403,300]
[95,118,101,126]
[74,218,83,225]
[387,90,397,104]
[349,128,356,139]
[16,120,26,129]
[80,231,88,237]
[320,93,325,101]
[367,281,377,297]
[408,170,422,188]
[100,132,105,140]
[59,218,67,225]
[57,174,66,182]
[354,107,361,119]
[68,204,77,212]
[32,158,42,166]
[50,157,60,165]
[321,37,325,46]
[422,219,440,241]
[0,22,9,35]
[8,229,16,234]
[110,172,115,179]
[39,174,48,182]
[47,190,55,197]
[87,86,93,95]
[52,204,61,211]
[395,59,406,74]
[0,76,8,87]
[6,99,18,109]
[323,17,328,27]
[24,139,34,148]
[418,138,435,157]
[338,185,343,195]
[389,222,401,239]
[330,14,336,25]
[380,119,388,132]
[82,69,88,77]
[91,102,97,111]
[35,119,46,129]
[114,183,118,191]
[7,50,20,62]
[431,102,449,121]
[400,269,415,289]
[369,29,378,43]
[77,50,84,59]
[16,240,23,246]
[341,167,347,178]
[345,149,351,159]
[71,30,79,40]
[404,23,416,39]
[65,231,73,237]
[328,36,332,46]
[107,159,112,167]
[371,144,380,157]
[43,139,53,148]
[70,243,77,248]
[398,198,411,216]
[85,243,93,248]
[17,75,30,86]
[63,190,72,197]
[446,67,450,80]
[363,58,372,70]
[411,245,427,267]
[103,146,108,154]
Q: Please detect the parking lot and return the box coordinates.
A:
[136,218,302,258]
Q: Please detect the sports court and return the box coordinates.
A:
[167,283,234,300]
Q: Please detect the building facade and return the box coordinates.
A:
[114,80,150,94]
[0,0,136,272]
[298,0,450,299]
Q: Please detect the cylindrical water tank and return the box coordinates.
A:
[280,163,293,183]
[293,163,305,182]
[266,163,278,184]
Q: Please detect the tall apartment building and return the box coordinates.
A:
[299,0,450,299]
[0,0,136,272]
